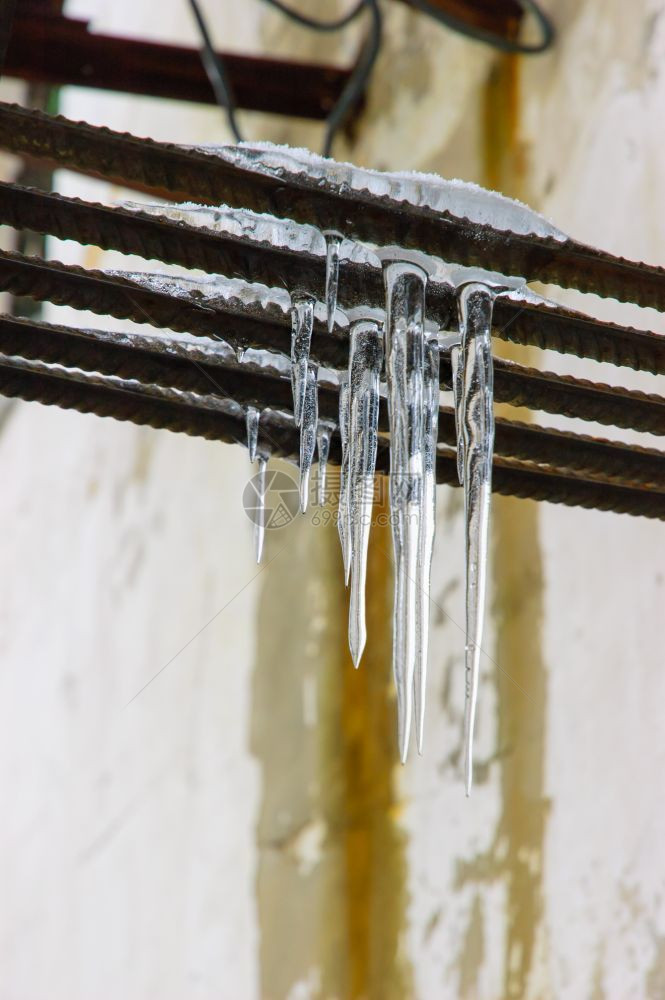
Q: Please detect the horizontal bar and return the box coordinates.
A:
[2,258,664,440]
[1,103,664,310]
[1,311,664,491]
[2,184,665,373]
[4,13,351,119]
[0,353,662,519]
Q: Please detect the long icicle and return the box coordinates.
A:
[457,282,496,796]
[347,319,383,668]
[299,362,318,513]
[414,335,440,752]
[290,294,315,427]
[383,261,427,762]
[254,453,268,563]
[245,404,260,463]
[324,232,342,334]
[337,374,352,583]
[316,418,336,507]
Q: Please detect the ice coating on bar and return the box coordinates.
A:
[215,141,568,240]
[347,320,383,668]
[383,261,427,762]
[457,283,496,796]
[122,198,374,276]
[414,336,440,753]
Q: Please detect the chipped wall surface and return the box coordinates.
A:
[1,1,665,998]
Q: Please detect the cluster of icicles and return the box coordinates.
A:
[122,144,565,792]
[280,259,515,795]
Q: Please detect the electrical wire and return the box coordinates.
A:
[187,0,243,142]
[188,1,552,154]
[321,0,381,156]
[188,0,381,155]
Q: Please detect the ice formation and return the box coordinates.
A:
[347,320,383,669]
[254,454,268,564]
[299,363,318,513]
[316,419,336,507]
[111,147,568,791]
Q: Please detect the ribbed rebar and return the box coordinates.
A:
[2,313,664,491]
[1,101,665,310]
[3,245,665,396]
[0,355,662,519]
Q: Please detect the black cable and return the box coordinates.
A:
[188,0,380,155]
[258,0,369,31]
[189,0,552,154]
[407,0,554,55]
[187,0,243,143]
[322,0,382,156]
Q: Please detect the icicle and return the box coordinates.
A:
[245,405,260,464]
[324,232,342,334]
[316,419,336,507]
[414,335,440,753]
[383,261,427,763]
[236,340,247,365]
[450,342,464,485]
[347,320,383,668]
[254,453,268,564]
[457,282,496,796]
[299,363,318,513]
[290,295,315,427]
[337,375,352,583]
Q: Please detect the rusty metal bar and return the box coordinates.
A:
[3,12,351,119]
[2,183,665,373]
[1,261,664,441]
[0,353,663,519]
[1,312,664,492]
[1,103,664,310]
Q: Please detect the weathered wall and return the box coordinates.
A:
[0,1,664,998]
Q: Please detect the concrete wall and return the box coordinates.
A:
[0,1,664,998]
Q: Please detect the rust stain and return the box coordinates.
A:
[482,55,528,198]
[455,54,550,999]
[251,474,411,999]
[487,56,548,1000]
[325,481,412,1000]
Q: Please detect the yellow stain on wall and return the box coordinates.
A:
[252,476,411,999]
[484,54,549,1000]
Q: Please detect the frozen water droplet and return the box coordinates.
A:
[245,405,260,463]
[299,363,318,513]
[457,282,496,796]
[414,336,440,754]
[347,320,383,668]
[383,261,428,762]
[291,295,315,427]
[316,419,336,507]
[324,232,342,334]
[254,454,268,563]
[337,375,352,583]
